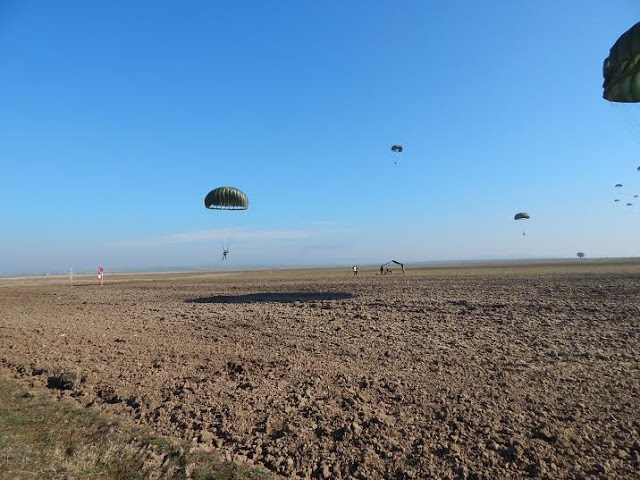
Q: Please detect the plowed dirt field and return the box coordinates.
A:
[1,262,639,479]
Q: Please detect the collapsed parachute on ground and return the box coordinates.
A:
[603,22,640,102]
[577,252,586,259]
[381,260,405,274]
[204,186,249,210]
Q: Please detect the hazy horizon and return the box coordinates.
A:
[4,254,638,278]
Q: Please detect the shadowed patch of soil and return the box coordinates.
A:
[187,291,355,304]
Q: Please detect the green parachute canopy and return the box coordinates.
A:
[204,186,249,210]
[615,183,623,187]
[391,145,403,153]
[514,212,530,220]
[603,22,640,102]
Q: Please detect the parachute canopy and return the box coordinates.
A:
[634,195,639,198]
[615,183,623,187]
[614,199,621,202]
[381,260,405,274]
[603,22,640,102]
[391,145,403,153]
[577,252,586,259]
[514,212,530,220]
[204,186,249,210]
[627,202,633,206]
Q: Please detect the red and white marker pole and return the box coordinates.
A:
[97,266,104,286]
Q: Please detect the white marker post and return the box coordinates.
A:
[69,267,73,287]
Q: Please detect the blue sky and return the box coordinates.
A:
[1,1,640,274]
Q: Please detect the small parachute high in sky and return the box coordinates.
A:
[391,145,403,165]
[615,183,623,188]
[627,202,633,206]
[603,22,640,102]
[514,212,530,236]
[634,195,639,198]
[614,199,621,202]
[204,186,249,210]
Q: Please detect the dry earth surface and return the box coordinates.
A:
[1,261,639,479]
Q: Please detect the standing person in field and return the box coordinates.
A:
[353,265,358,276]
[380,265,384,276]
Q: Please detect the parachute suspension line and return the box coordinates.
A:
[221,234,230,261]
[609,101,640,145]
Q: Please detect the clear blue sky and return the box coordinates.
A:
[1,1,639,274]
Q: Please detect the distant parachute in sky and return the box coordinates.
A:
[514,212,530,236]
[390,145,403,165]
[615,183,623,188]
[204,186,249,210]
[627,202,633,206]
[614,199,621,202]
[603,22,640,102]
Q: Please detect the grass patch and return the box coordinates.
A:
[0,378,274,479]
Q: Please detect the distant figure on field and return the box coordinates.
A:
[353,265,358,276]
[380,265,384,275]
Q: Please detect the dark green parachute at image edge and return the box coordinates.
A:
[204,186,249,210]
[603,22,640,102]
[514,212,530,220]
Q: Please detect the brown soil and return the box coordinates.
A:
[1,263,639,479]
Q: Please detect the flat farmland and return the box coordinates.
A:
[1,261,639,479]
